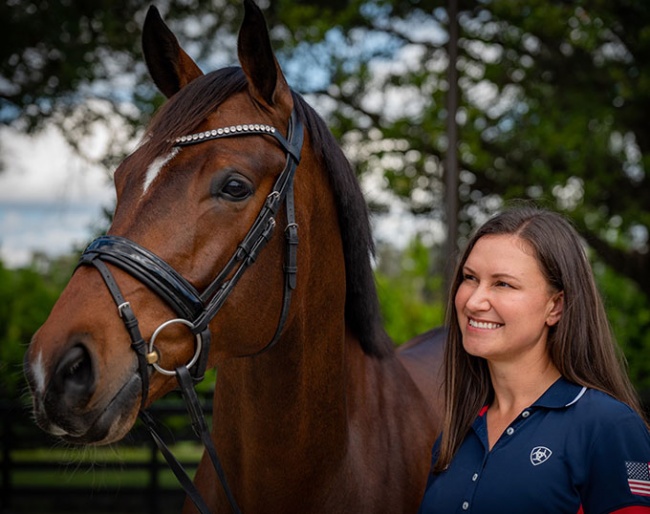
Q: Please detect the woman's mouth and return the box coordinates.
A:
[468,318,503,330]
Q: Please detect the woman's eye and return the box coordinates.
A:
[220,178,252,201]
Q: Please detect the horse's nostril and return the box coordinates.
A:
[53,344,95,403]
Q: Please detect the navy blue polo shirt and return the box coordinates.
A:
[418,378,650,514]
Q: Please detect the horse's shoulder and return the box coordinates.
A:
[396,326,446,434]
[398,326,447,356]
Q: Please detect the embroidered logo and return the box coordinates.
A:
[530,446,553,466]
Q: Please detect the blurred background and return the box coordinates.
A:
[1,0,649,512]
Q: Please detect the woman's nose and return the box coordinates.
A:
[464,284,491,312]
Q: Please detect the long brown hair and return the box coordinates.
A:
[434,205,646,472]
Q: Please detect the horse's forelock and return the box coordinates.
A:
[138,67,249,167]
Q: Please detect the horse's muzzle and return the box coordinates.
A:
[24,341,141,445]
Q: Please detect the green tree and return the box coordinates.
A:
[275,0,649,295]
[269,0,650,392]
[4,1,648,286]
[375,236,446,344]
[0,0,246,169]
[594,260,650,401]
[0,254,76,400]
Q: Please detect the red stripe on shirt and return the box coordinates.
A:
[578,506,650,514]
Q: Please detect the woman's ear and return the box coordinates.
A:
[546,292,564,327]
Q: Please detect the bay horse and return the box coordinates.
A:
[23,1,445,512]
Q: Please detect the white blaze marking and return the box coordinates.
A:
[143,147,180,194]
[32,351,46,394]
[32,352,71,437]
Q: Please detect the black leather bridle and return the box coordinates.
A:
[76,110,304,514]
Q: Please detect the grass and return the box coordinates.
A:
[9,442,204,489]
[13,441,203,463]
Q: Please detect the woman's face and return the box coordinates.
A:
[454,234,563,366]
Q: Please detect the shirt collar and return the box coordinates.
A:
[475,377,588,421]
[531,377,587,409]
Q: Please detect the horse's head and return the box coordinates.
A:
[24,0,390,446]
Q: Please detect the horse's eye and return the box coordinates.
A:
[218,177,253,201]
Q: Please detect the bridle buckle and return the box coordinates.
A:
[118,301,131,318]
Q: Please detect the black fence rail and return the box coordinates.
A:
[1,399,211,514]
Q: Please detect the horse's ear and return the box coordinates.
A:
[238,0,292,111]
[142,6,203,98]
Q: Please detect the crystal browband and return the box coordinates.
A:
[173,124,277,146]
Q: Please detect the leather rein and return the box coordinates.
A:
[76,109,304,514]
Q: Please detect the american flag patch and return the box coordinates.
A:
[626,461,650,497]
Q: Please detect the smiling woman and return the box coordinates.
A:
[418,205,650,514]
[456,233,563,369]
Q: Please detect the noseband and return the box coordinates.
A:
[76,109,304,514]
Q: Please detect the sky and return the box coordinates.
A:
[0,125,115,268]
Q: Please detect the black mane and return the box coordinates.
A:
[143,67,393,358]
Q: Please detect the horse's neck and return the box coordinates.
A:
[205,325,435,513]
[214,319,349,459]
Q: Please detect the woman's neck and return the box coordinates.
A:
[485,357,560,449]
[488,353,561,414]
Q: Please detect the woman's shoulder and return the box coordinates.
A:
[558,387,650,475]
[577,388,637,414]
[569,387,647,432]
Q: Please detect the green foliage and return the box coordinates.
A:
[0,255,76,399]
[270,0,650,297]
[594,261,650,399]
[375,237,446,345]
